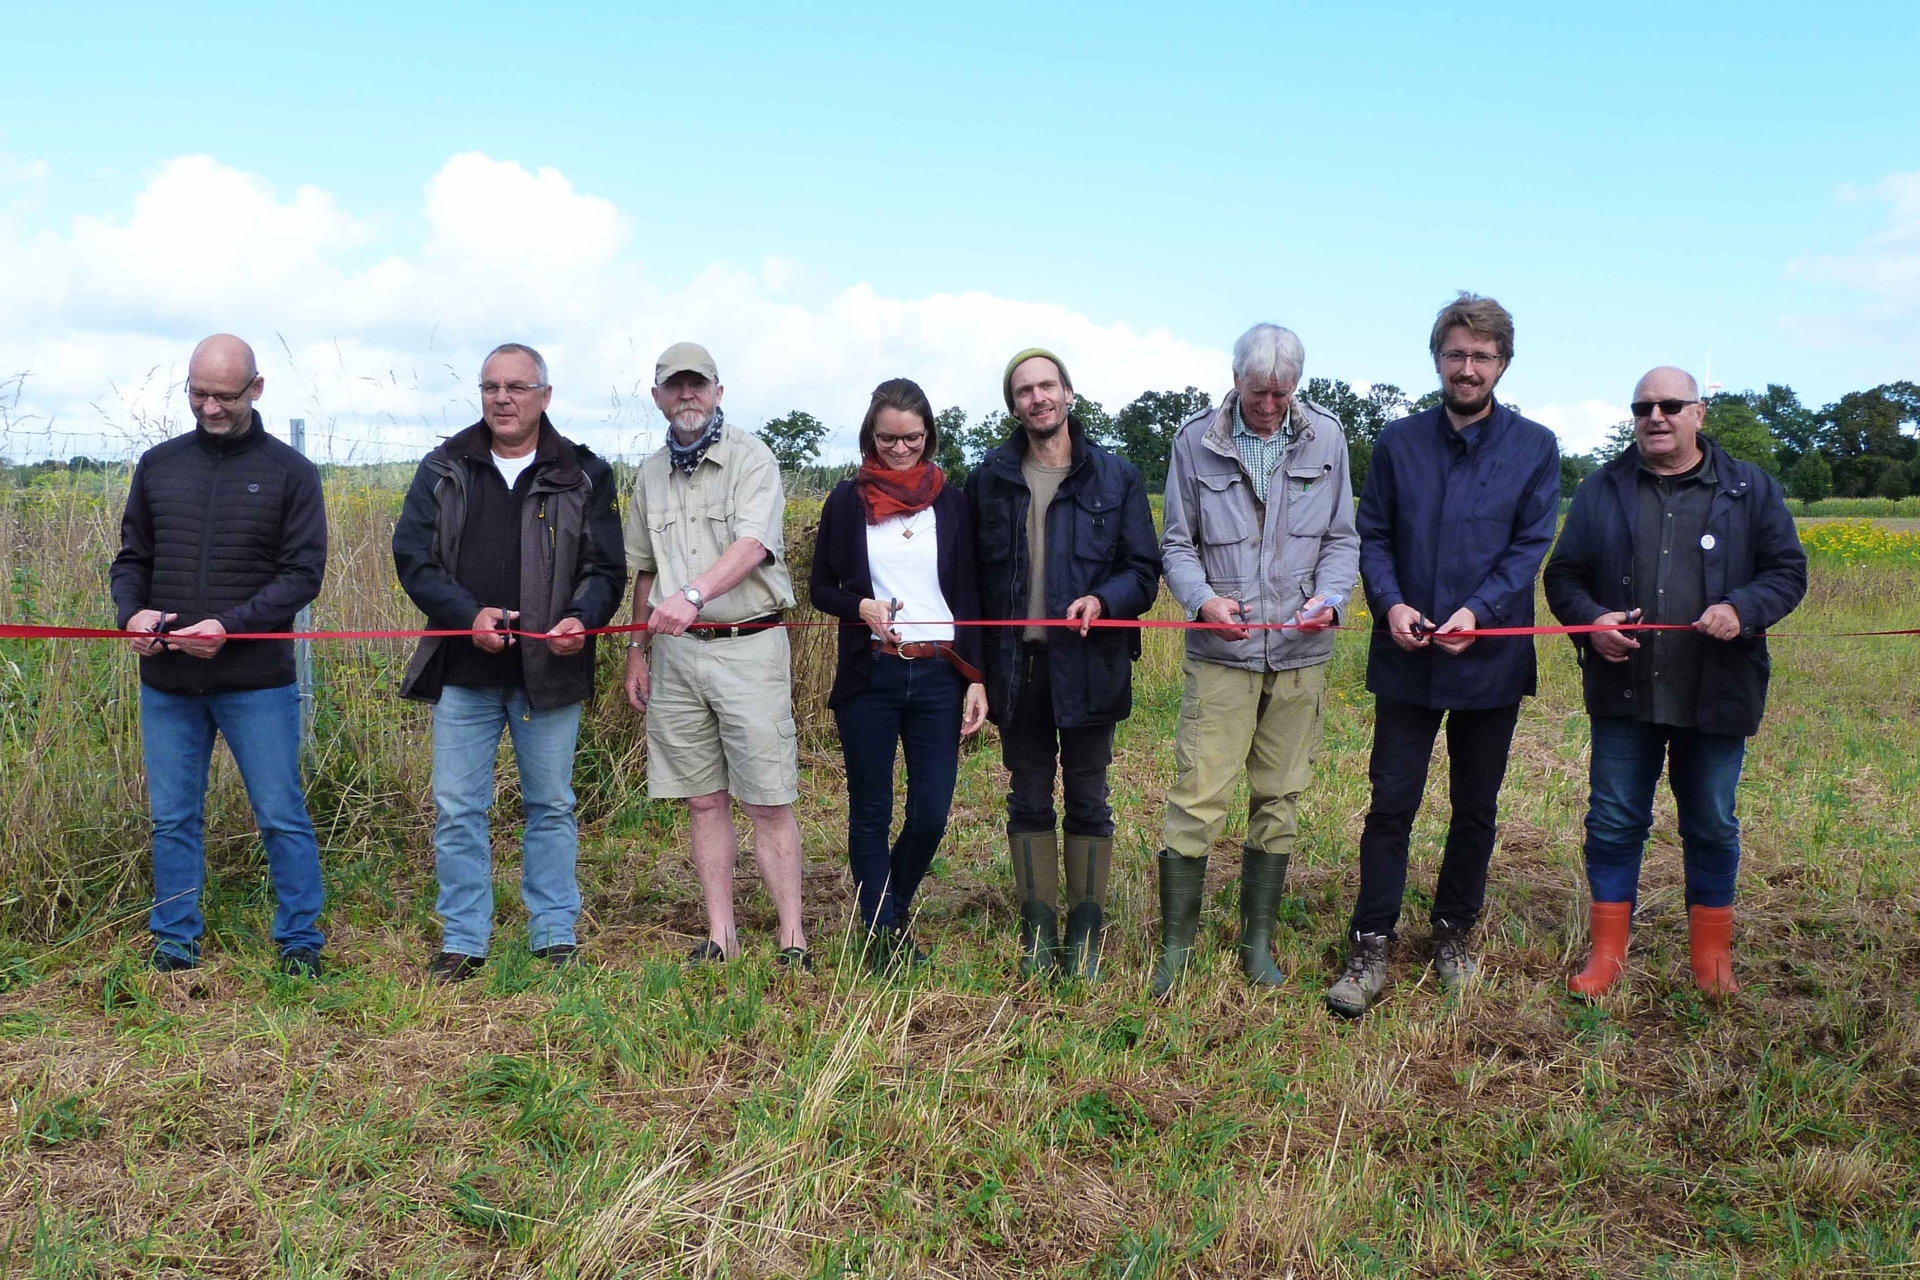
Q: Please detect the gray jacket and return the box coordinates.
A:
[1159,393,1361,672]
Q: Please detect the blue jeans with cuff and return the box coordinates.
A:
[431,684,583,956]
[834,653,965,930]
[1583,715,1746,908]
[141,682,325,960]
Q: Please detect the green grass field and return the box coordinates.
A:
[1,479,1917,1278]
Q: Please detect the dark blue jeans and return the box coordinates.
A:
[1584,716,1746,907]
[834,653,965,929]
[140,682,326,960]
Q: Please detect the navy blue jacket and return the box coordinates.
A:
[1543,439,1807,737]
[1357,400,1561,710]
[964,419,1161,728]
[809,479,984,709]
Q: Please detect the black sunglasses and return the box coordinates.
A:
[1630,399,1699,419]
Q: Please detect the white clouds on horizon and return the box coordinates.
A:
[1784,170,1920,355]
[0,152,1230,461]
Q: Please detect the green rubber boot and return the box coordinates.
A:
[1149,849,1208,999]
[1237,847,1290,987]
[1009,831,1062,978]
[1063,834,1113,982]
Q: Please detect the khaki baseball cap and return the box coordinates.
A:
[655,342,719,386]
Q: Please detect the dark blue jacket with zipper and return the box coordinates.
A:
[963,418,1161,728]
[109,413,327,694]
[1543,438,1807,737]
[1357,399,1561,710]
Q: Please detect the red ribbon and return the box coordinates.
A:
[3,620,1916,642]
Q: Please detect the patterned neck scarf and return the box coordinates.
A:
[667,406,726,476]
[855,459,945,524]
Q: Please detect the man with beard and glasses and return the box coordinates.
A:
[1546,367,1805,1001]
[966,348,1160,982]
[622,343,810,970]
[1326,294,1561,1018]
[111,333,329,977]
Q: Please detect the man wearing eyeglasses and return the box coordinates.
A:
[1545,367,1805,1001]
[393,343,627,984]
[110,334,329,976]
[1327,293,1561,1018]
[621,343,811,970]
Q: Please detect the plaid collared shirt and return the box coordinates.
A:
[1231,400,1297,503]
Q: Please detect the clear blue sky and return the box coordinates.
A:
[4,1,1916,455]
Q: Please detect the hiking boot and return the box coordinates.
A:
[149,944,199,974]
[1063,834,1113,982]
[276,947,324,979]
[428,951,484,984]
[1149,849,1208,999]
[1009,830,1062,978]
[1325,932,1391,1018]
[1431,921,1478,994]
[1237,847,1290,987]
[531,943,578,968]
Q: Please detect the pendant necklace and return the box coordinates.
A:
[901,510,926,540]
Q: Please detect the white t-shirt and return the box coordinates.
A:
[866,508,954,643]
[493,450,536,490]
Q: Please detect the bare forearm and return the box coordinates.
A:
[632,572,656,627]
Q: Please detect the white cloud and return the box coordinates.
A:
[1528,398,1625,455]
[1784,171,1920,351]
[0,152,1228,462]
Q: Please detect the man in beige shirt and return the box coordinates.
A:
[622,342,808,968]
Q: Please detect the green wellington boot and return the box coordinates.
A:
[1063,834,1114,982]
[1149,849,1209,998]
[1009,830,1062,977]
[1237,846,1290,987]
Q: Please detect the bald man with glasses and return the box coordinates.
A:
[1545,366,1806,1001]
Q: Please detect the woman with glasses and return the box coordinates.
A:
[810,378,989,972]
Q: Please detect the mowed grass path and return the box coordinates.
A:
[1,500,1917,1276]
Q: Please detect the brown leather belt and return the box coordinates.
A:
[684,612,785,641]
[872,637,982,683]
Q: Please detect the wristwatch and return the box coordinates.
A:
[680,586,705,611]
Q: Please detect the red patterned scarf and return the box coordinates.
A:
[855,460,945,525]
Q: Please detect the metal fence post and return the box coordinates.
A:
[290,417,315,760]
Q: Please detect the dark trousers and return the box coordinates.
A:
[1001,644,1115,838]
[1351,696,1521,938]
[1584,716,1745,908]
[834,654,965,929]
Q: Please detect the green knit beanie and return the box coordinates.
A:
[1002,347,1072,413]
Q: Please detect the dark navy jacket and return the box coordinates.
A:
[109,414,327,694]
[1543,439,1806,737]
[1357,400,1561,710]
[809,479,983,710]
[964,419,1161,728]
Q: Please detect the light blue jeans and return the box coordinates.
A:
[431,684,583,956]
[140,682,325,960]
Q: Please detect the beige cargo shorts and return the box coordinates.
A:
[645,626,800,806]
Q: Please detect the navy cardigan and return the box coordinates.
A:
[808,479,984,709]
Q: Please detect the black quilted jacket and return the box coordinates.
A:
[109,414,328,693]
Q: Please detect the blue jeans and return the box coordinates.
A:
[833,654,965,929]
[140,683,325,959]
[431,684,583,956]
[1584,716,1746,908]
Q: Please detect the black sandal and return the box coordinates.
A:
[686,940,728,965]
[775,946,813,973]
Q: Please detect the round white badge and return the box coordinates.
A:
[1700,534,1716,550]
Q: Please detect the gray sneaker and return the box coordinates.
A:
[1325,932,1391,1018]
[1431,921,1478,994]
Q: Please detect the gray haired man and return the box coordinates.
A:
[1151,323,1360,996]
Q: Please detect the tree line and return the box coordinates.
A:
[758,379,1920,503]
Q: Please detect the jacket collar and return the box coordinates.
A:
[1203,391,1315,459]
[987,414,1089,481]
[438,414,583,486]
[194,410,267,455]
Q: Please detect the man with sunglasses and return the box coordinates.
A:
[1328,293,1561,1018]
[110,334,329,976]
[394,343,627,983]
[1545,367,1805,1000]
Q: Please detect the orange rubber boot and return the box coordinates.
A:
[1688,904,1738,998]
[1568,900,1632,998]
